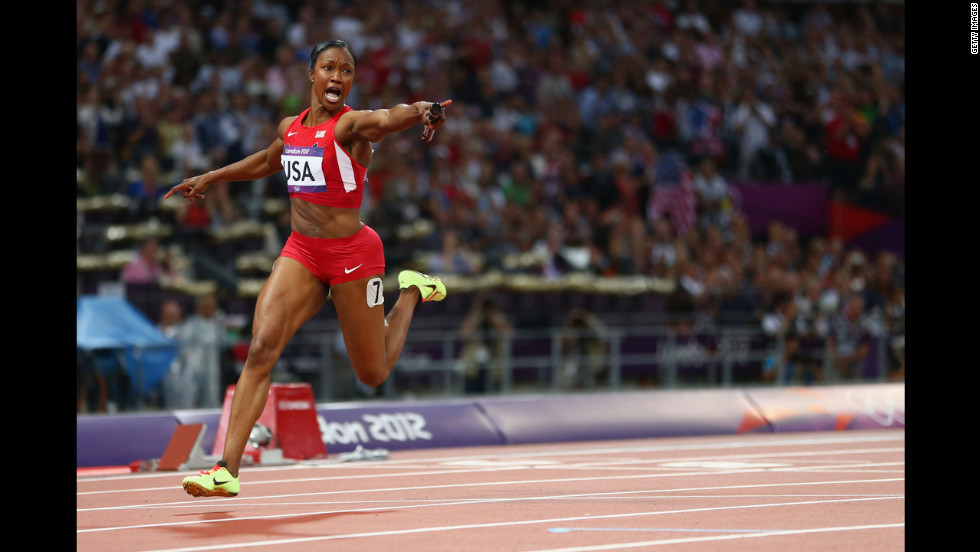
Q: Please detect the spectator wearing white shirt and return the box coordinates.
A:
[675,0,712,37]
[166,294,227,409]
[648,218,678,278]
[732,88,776,179]
[761,291,801,340]
[732,0,764,39]
[693,157,732,231]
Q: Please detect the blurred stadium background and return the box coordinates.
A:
[76,0,904,414]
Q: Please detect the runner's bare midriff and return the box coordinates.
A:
[290,198,363,239]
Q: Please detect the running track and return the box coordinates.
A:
[77,429,904,551]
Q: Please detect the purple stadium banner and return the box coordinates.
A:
[848,219,905,260]
[76,413,181,468]
[474,390,756,444]
[315,400,505,453]
[732,181,829,238]
[76,384,905,468]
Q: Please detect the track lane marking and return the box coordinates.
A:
[77,462,903,513]
[527,523,905,551]
[76,448,905,498]
[102,497,903,551]
[78,478,903,532]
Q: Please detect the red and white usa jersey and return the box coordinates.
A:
[281,106,367,209]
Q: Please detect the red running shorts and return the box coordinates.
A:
[279,224,385,286]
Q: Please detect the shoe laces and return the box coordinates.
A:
[197,464,224,476]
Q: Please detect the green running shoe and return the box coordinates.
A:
[398,270,447,303]
[182,461,240,497]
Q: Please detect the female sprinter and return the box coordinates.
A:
[169,39,451,497]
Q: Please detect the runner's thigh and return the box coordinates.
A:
[329,275,387,377]
[252,257,329,351]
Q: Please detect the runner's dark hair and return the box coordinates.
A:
[310,39,357,69]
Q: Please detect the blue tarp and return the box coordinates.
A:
[77,296,179,397]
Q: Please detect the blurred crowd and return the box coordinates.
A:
[77,0,906,384]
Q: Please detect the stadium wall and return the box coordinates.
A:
[76,383,904,468]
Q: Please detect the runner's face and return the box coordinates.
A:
[311,47,355,108]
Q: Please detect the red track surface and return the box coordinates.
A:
[77,429,904,551]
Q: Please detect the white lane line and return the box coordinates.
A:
[107,493,905,511]
[77,456,900,497]
[399,432,906,463]
[539,446,907,468]
[525,523,905,551]
[547,527,788,534]
[95,477,904,513]
[77,478,904,532]
[115,497,902,552]
[76,466,527,496]
[76,448,904,499]
[770,461,906,472]
[77,461,903,513]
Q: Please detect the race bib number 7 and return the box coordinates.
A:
[367,277,384,307]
